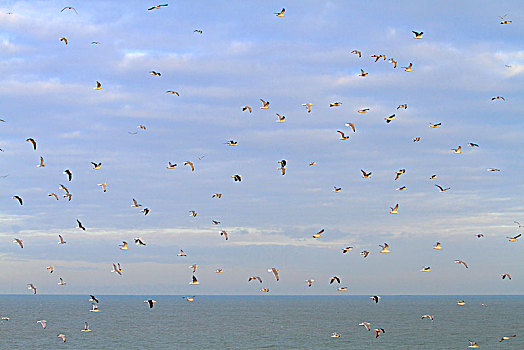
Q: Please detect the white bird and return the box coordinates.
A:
[81,322,92,332]
[58,235,66,244]
[58,278,66,285]
[37,320,47,328]
[359,322,371,331]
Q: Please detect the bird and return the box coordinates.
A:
[421,315,434,320]
[433,242,442,250]
[345,122,356,132]
[61,6,78,14]
[269,268,280,281]
[60,37,68,45]
[189,210,198,217]
[371,295,381,303]
[90,304,100,312]
[395,169,406,180]
[131,198,142,207]
[500,20,512,25]
[332,187,342,193]
[361,250,370,258]
[499,335,516,342]
[166,162,177,169]
[189,264,198,273]
[502,273,511,280]
[58,278,66,285]
[26,138,37,150]
[370,54,386,62]
[359,322,372,331]
[12,195,23,206]
[94,81,102,90]
[468,340,479,348]
[457,300,466,305]
[59,184,70,194]
[225,140,238,146]
[351,50,362,58]
[81,322,92,332]
[137,125,146,130]
[491,96,505,101]
[397,186,407,191]
[413,137,422,142]
[358,108,370,113]
[149,71,162,76]
[37,156,46,167]
[260,99,270,109]
[330,102,342,107]
[358,69,368,77]
[397,104,408,109]
[242,106,252,113]
[89,295,99,303]
[384,114,396,123]
[212,193,222,198]
[77,219,86,230]
[312,229,324,238]
[166,90,179,96]
[184,161,195,171]
[91,162,102,169]
[189,275,199,285]
[331,332,341,338]
[37,320,47,329]
[429,123,441,128]
[455,260,468,268]
[421,267,431,272]
[379,243,390,253]
[248,276,263,283]
[276,113,286,122]
[63,169,73,181]
[91,41,100,45]
[475,233,484,238]
[58,235,66,245]
[305,279,314,287]
[220,230,228,240]
[361,170,372,178]
[487,168,501,172]
[134,237,146,246]
[451,146,462,154]
[111,263,123,275]
[46,266,55,273]
[401,63,413,72]
[13,238,23,248]
[98,183,108,192]
[468,143,479,147]
[389,58,398,68]
[337,287,348,291]
[435,185,451,192]
[374,328,386,338]
[261,288,270,293]
[302,103,313,113]
[148,4,168,11]
[412,31,423,39]
[144,299,157,308]
[330,276,341,284]
[141,208,150,216]
[183,296,195,302]
[309,162,317,166]
[232,174,242,182]
[342,246,353,253]
[177,250,187,256]
[216,269,224,273]
[274,8,285,17]
[507,234,521,242]
[389,204,399,214]
[119,241,129,250]
[337,131,349,140]
[63,193,72,201]
[57,334,66,342]
[27,284,37,294]
[48,193,59,200]
[514,221,523,228]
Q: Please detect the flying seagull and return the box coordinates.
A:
[77,219,86,230]
[412,31,423,39]
[148,4,168,11]
[63,169,73,181]
[274,8,285,17]
[144,299,157,308]
[26,138,37,150]
[12,195,23,206]
[269,268,280,281]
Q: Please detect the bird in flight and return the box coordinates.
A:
[412,31,423,39]
[337,130,349,140]
[371,295,381,303]
[177,250,187,256]
[330,102,342,107]
[119,241,129,250]
[507,234,521,242]
[12,195,23,206]
[37,156,46,167]
[26,138,37,150]
[248,276,262,283]
[242,106,252,113]
[81,322,92,332]
[46,266,55,273]
[384,114,396,123]
[394,169,405,180]
[499,335,516,342]
[58,235,66,245]
[61,6,78,14]
[183,296,195,302]
[468,340,479,348]
[429,123,441,128]
[468,143,479,147]
[220,230,228,240]
[421,267,431,272]
[379,243,390,253]
[91,162,101,169]
[421,315,434,320]
[232,174,242,182]
[37,320,47,328]
[134,237,146,246]
[131,198,142,207]
[358,69,368,77]
[389,58,398,68]
[144,299,157,308]
[58,278,66,286]
[337,287,348,291]
[189,275,199,285]
[351,50,361,58]
[189,210,198,217]
[166,90,179,96]
[435,185,451,192]
[90,304,100,312]
[401,63,413,72]
[60,37,68,45]
[77,219,86,230]
[359,322,371,331]
[276,113,286,122]
[13,238,23,248]
[361,170,372,178]
[475,233,484,238]
[455,260,468,268]
[269,268,280,281]
[361,250,370,258]
[63,169,73,181]
[332,187,342,193]
[433,242,442,250]
[98,183,108,192]
[330,276,341,284]
[389,204,399,214]
[501,273,511,280]
[302,103,313,113]
[413,137,422,142]
[342,246,353,253]
[345,122,356,132]
[184,161,195,171]
[57,334,66,342]
[305,279,314,287]
[150,71,161,76]
[451,146,462,154]
[358,108,370,113]
[89,295,99,303]
[260,99,270,109]
[374,328,386,338]
[397,104,407,109]
[27,284,37,294]
[94,81,102,90]
[148,4,168,11]
[274,8,285,17]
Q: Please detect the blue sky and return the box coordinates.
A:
[0,0,522,295]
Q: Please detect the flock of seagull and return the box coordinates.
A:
[1,3,521,347]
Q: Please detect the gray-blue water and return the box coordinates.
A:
[0,295,522,349]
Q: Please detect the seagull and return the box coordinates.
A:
[342,246,353,253]
[177,250,187,256]
[26,138,37,150]
[134,237,146,246]
[232,174,242,182]
[389,204,399,214]
[183,296,195,302]
[507,234,521,242]
[225,140,238,146]
[379,243,390,253]
[98,183,108,192]
[94,81,102,90]
[77,219,86,230]
[412,31,423,39]
[220,230,228,240]
[332,187,342,193]
[216,269,224,273]
[358,69,368,77]
[500,20,512,25]
[260,99,270,109]
[89,295,99,303]
[371,54,386,62]
[144,299,157,308]
[242,106,252,113]
[261,288,270,292]
[397,104,408,109]
[269,268,280,281]
[189,264,198,273]
[81,322,92,332]
[361,250,370,258]
[330,102,342,107]
[63,193,72,201]
[337,130,349,140]
[502,273,511,280]
[37,320,47,329]
[487,168,501,172]
[91,41,100,45]
[90,304,100,312]
[37,156,46,167]
[395,169,406,180]
[384,114,396,123]
[374,328,386,338]
[435,184,451,192]
[119,241,129,250]
[58,235,66,245]
[13,238,23,248]
[413,137,422,142]
[148,4,168,10]
[491,96,505,101]
[27,284,37,294]
[351,50,362,58]
[457,300,466,305]
[166,162,177,169]
[361,170,372,178]
[371,296,381,303]
[421,315,434,320]
[358,108,370,113]
[359,322,371,331]
[455,260,468,268]
[57,334,66,342]
[184,161,195,171]
[397,186,407,191]
[309,162,317,166]
[189,275,199,285]
[46,266,55,273]
[312,229,324,238]
[429,123,441,128]
[475,233,484,238]
[433,242,442,250]
[59,184,70,194]
[499,335,516,342]
[302,103,313,113]
[58,278,66,286]
[141,208,150,215]
[60,37,68,45]
[138,125,146,130]
[61,6,78,14]
[63,169,72,181]
[111,263,123,275]
[345,123,356,132]
[337,287,348,291]
[389,58,398,68]
[468,340,479,348]
[248,276,263,283]
[150,71,162,76]
[276,113,286,122]
[421,267,431,272]
[451,146,462,154]
[331,332,341,338]
[12,195,23,206]
[91,162,102,169]
[274,8,285,17]
[468,143,479,147]
[401,63,413,72]
[514,221,523,228]
[166,91,179,96]
[305,279,315,287]
[131,198,142,207]
[212,193,222,198]
[189,210,198,217]
[330,276,341,284]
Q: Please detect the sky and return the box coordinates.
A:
[0,0,522,295]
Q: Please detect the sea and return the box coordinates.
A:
[0,295,522,349]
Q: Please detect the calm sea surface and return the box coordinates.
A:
[0,295,522,349]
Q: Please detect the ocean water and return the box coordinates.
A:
[0,295,521,349]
